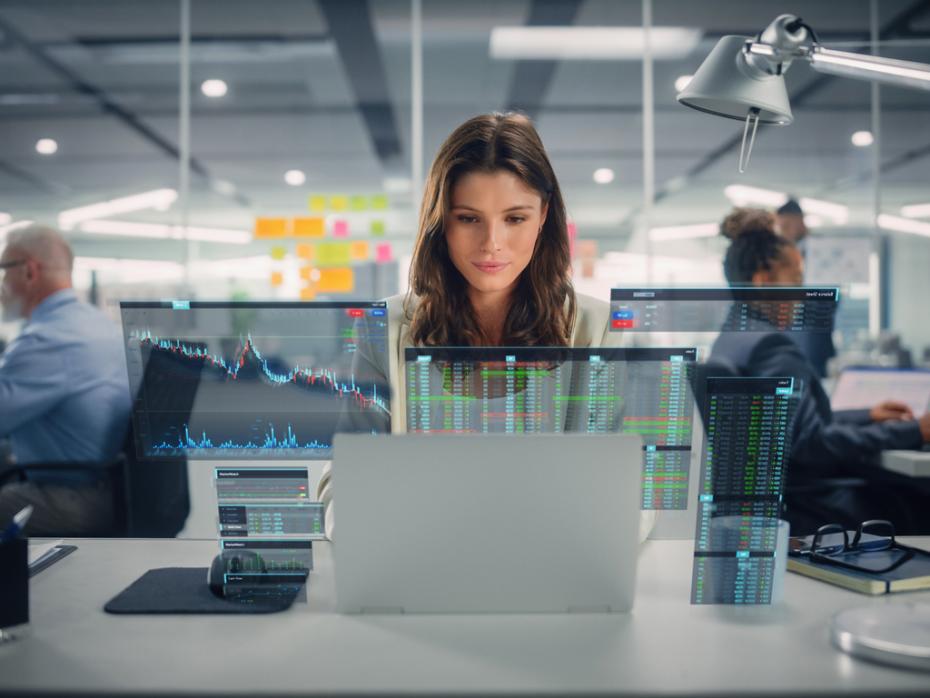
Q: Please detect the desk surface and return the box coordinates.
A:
[3,538,930,697]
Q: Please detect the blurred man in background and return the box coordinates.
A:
[775,197,808,247]
[774,198,835,377]
[0,224,130,535]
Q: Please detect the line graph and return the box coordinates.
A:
[120,301,391,460]
[132,329,389,414]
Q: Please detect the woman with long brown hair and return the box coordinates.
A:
[389,112,614,424]
[319,112,650,537]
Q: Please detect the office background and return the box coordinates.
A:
[1,0,929,535]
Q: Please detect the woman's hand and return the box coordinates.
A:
[869,400,914,423]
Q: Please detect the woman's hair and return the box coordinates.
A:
[407,112,575,346]
[720,207,791,285]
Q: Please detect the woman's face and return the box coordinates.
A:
[445,169,548,303]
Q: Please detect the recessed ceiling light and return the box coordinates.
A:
[674,75,693,92]
[201,79,228,98]
[36,138,58,155]
[284,169,306,187]
[593,168,615,185]
[851,130,874,147]
[211,179,237,196]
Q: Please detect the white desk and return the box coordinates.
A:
[2,538,930,696]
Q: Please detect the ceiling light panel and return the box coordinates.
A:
[490,27,702,60]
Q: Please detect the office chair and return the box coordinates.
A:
[120,341,198,537]
[0,338,197,538]
[121,423,190,537]
[0,422,191,538]
[0,452,131,537]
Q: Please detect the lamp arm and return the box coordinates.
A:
[746,41,930,91]
[804,46,930,91]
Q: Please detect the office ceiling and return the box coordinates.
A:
[1,0,929,260]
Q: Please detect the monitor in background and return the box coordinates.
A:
[119,301,391,460]
[404,346,697,511]
[831,367,930,417]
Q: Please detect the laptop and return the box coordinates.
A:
[831,367,930,417]
[332,433,643,614]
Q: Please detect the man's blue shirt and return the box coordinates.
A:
[0,289,131,468]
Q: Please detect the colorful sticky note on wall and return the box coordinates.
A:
[300,286,317,300]
[317,241,352,266]
[371,194,388,210]
[370,219,386,236]
[293,217,325,238]
[329,195,348,211]
[350,195,368,211]
[300,265,319,281]
[270,246,287,261]
[309,195,327,212]
[270,271,284,287]
[350,241,370,261]
[296,243,316,260]
[375,242,393,263]
[316,267,354,293]
[254,218,288,239]
[332,219,349,238]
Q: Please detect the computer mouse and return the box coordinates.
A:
[206,550,267,598]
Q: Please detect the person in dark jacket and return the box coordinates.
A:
[710,216,930,533]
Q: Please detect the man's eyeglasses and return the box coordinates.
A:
[0,259,26,271]
[805,520,917,574]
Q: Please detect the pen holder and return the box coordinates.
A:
[0,537,29,642]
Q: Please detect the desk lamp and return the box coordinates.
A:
[677,14,930,172]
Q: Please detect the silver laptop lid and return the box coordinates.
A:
[333,433,642,614]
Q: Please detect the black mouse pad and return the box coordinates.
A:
[104,567,302,614]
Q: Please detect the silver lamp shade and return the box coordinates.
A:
[677,35,793,125]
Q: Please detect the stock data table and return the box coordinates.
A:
[610,288,839,333]
[405,347,697,510]
[691,377,796,605]
[5,537,930,697]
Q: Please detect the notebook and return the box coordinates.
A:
[787,539,930,595]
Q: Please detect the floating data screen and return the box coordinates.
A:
[405,347,697,510]
[218,503,324,538]
[214,468,309,501]
[691,376,796,605]
[221,539,313,571]
[610,288,838,333]
[120,301,390,459]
